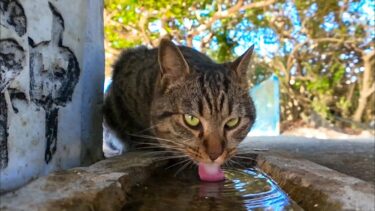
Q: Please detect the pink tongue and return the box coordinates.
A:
[198,163,225,182]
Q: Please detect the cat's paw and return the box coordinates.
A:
[103,125,126,158]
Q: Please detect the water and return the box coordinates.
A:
[123,167,302,211]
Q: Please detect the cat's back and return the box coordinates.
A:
[112,46,159,80]
[104,46,160,137]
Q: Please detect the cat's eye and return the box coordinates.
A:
[225,118,240,129]
[183,114,200,127]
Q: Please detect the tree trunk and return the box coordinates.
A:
[353,50,375,122]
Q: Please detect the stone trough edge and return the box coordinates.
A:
[0,152,166,211]
[256,154,375,211]
[1,151,374,211]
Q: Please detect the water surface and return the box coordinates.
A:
[123,167,302,211]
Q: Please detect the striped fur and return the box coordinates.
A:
[103,38,256,165]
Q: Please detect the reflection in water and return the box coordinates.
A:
[123,168,302,211]
[210,169,293,210]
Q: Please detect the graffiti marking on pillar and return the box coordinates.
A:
[0,0,27,36]
[0,39,25,169]
[0,39,25,92]
[0,94,8,169]
[28,2,80,163]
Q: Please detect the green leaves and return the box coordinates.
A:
[331,63,345,86]
[104,0,374,126]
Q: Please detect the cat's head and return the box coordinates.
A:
[150,38,256,166]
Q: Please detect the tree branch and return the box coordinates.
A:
[364,82,375,98]
[187,0,276,37]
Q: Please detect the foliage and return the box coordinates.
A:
[104,0,375,127]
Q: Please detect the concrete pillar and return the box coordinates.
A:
[0,0,104,192]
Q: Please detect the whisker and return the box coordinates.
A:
[232,155,257,162]
[134,141,186,151]
[185,159,197,169]
[126,133,168,141]
[227,148,237,154]
[136,146,164,150]
[127,133,193,148]
[174,160,192,176]
[133,122,165,134]
[141,151,184,159]
[225,160,235,169]
[237,148,270,155]
[133,141,163,146]
[184,151,201,159]
[158,138,195,146]
[227,151,237,157]
[126,133,175,143]
[235,151,260,155]
[141,150,178,156]
[189,160,198,166]
[229,158,247,168]
[154,155,189,161]
[136,145,180,151]
[166,158,191,170]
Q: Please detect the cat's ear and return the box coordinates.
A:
[158,38,189,81]
[230,45,254,87]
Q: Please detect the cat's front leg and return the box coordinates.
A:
[102,123,131,157]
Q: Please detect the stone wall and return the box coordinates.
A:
[0,0,104,192]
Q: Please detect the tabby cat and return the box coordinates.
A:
[103,38,256,178]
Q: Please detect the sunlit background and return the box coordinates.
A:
[103,0,374,136]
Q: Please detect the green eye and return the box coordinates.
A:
[225,118,240,128]
[183,114,200,127]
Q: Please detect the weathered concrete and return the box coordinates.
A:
[1,136,374,210]
[0,152,166,211]
[241,136,375,183]
[256,154,375,211]
[0,0,104,192]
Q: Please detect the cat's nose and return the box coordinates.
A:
[208,151,222,161]
[203,136,225,161]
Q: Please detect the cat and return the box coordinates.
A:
[103,38,256,178]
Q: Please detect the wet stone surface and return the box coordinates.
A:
[0,152,167,211]
[123,166,302,211]
[241,136,375,183]
[256,154,375,211]
[1,149,373,211]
